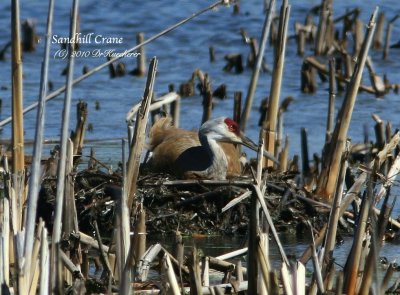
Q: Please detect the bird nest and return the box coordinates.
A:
[37,165,329,239]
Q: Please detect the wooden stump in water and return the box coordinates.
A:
[223,54,243,73]
[22,19,38,52]
[131,32,146,76]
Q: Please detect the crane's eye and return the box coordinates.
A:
[224,118,239,135]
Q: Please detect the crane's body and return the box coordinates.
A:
[148,117,241,179]
[148,116,278,180]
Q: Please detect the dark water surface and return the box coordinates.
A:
[0,0,400,273]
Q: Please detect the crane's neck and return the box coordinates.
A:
[199,132,228,179]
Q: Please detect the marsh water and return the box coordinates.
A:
[0,0,399,275]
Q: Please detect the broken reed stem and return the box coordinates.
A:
[373,12,385,49]
[253,185,289,266]
[72,101,88,155]
[11,0,25,173]
[344,159,378,295]
[171,94,180,128]
[297,28,305,56]
[59,250,82,278]
[126,58,157,211]
[247,189,258,294]
[63,139,75,238]
[310,229,325,294]
[23,0,54,290]
[119,180,131,278]
[263,0,290,167]
[373,114,385,151]
[201,257,210,287]
[383,15,399,60]
[304,57,376,94]
[380,263,396,294]
[39,227,49,295]
[257,233,271,292]
[233,91,242,124]
[2,196,10,287]
[189,246,202,295]
[0,0,226,128]
[275,111,283,158]
[322,152,347,276]
[299,223,327,264]
[377,151,400,202]
[51,0,79,292]
[281,261,306,294]
[256,131,265,185]
[301,128,310,176]
[135,32,146,76]
[359,190,394,294]
[279,136,289,172]
[162,254,181,294]
[240,0,275,131]
[314,0,332,55]
[129,204,146,277]
[317,8,378,199]
[201,75,213,124]
[353,19,364,56]
[52,0,78,240]
[326,58,336,141]
[29,220,44,290]
[93,220,114,281]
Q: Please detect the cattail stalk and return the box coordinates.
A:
[317,8,378,199]
[240,0,275,131]
[263,0,290,167]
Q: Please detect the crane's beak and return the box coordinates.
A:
[223,132,280,166]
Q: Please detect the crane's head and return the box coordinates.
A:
[200,117,280,165]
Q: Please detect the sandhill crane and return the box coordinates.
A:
[147,116,278,180]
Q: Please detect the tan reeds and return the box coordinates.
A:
[162,254,181,294]
[201,74,213,124]
[383,15,399,60]
[126,57,157,210]
[316,8,378,200]
[71,101,88,155]
[326,58,336,142]
[314,0,333,55]
[51,1,79,292]
[302,56,376,94]
[188,245,202,295]
[20,0,54,293]
[373,12,385,49]
[11,0,25,173]
[263,0,290,167]
[240,0,275,131]
[133,32,146,76]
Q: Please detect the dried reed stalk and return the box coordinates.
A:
[240,0,275,131]
[263,0,290,167]
[22,0,54,292]
[11,0,25,173]
[343,159,378,294]
[326,58,336,142]
[314,0,332,55]
[162,254,181,294]
[126,57,157,210]
[383,15,399,60]
[39,227,49,295]
[317,8,378,200]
